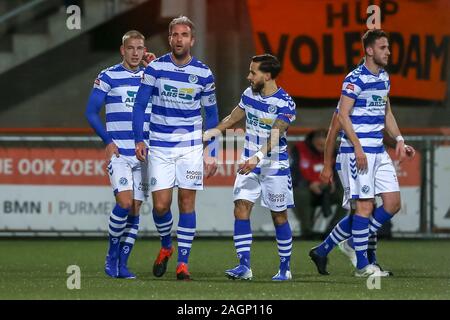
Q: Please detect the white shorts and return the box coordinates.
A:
[149,146,204,192]
[107,155,150,201]
[233,172,294,212]
[337,151,399,209]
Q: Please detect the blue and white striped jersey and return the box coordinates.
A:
[238,87,296,175]
[137,53,217,150]
[338,64,390,154]
[94,63,151,156]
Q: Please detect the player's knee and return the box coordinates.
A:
[178,198,195,213]
[271,211,288,225]
[356,200,374,216]
[153,203,171,215]
[117,199,133,210]
[393,202,401,214]
[234,200,252,219]
[132,201,143,215]
[385,201,401,215]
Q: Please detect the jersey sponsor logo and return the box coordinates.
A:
[246,112,272,130]
[186,170,202,180]
[346,83,354,91]
[369,95,388,107]
[161,84,194,101]
[124,91,137,108]
[188,74,198,84]
[138,182,149,192]
[268,192,285,203]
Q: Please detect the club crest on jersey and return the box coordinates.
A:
[151,177,157,186]
[188,74,198,84]
[234,187,241,195]
[361,185,370,194]
[268,105,277,114]
[119,177,128,186]
[208,94,216,104]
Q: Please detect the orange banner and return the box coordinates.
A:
[204,149,241,186]
[247,0,450,101]
[0,147,421,187]
[387,148,421,187]
[0,147,243,187]
[0,148,109,185]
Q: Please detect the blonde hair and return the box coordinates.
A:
[168,16,195,36]
[122,30,145,45]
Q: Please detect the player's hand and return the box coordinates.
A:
[405,144,416,159]
[204,156,218,178]
[354,147,368,173]
[203,128,221,142]
[396,140,406,162]
[309,181,322,195]
[320,165,334,184]
[142,52,156,67]
[106,142,119,160]
[237,157,259,175]
[135,142,148,162]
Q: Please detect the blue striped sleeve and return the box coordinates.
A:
[204,104,219,157]
[93,72,112,93]
[85,88,112,145]
[133,83,153,143]
[276,114,293,124]
[341,76,363,99]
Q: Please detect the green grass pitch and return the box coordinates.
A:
[1,239,449,299]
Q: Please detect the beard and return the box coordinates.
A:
[172,46,190,61]
[251,81,264,94]
[373,55,388,68]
